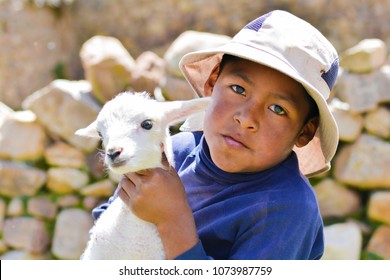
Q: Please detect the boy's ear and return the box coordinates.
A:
[295,117,319,147]
[203,64,220,97]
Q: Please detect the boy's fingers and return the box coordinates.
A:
[117,187,129,204]
[118,176,136,206]
[120,175,135,193]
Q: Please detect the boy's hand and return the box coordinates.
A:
[118,153,186,224]
[117,153,198,259]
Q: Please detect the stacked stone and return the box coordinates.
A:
[0,79,106,259]
[316,39,390,260]
[0,32,389,260]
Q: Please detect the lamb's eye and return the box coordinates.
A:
[141,119,153,130]
[97,131,103,138]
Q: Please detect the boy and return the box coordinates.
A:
[93,10,339,260]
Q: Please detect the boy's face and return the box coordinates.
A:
[203,58,318,173]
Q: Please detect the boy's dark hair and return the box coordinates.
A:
[218,54,319,123]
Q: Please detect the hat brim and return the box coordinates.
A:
[179,42,339,177]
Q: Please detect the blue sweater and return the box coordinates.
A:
[92,131,324,260]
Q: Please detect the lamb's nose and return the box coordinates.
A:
[107,147,123,161]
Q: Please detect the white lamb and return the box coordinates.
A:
[76,91,210,260]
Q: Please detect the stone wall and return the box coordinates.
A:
[316,38,390,259]
[0,0,390,260]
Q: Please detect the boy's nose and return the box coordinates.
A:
[233,111,258,131]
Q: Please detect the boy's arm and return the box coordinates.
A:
[174,241,210,260]
[226,201,324,260]
[155,204,200,260]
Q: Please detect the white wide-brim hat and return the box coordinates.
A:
[179,10,340,177]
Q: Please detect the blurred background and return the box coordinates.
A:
[0,0,389,260]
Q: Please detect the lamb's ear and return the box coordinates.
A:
[75,121,100,138]
[179,111,206,132]
[161,97,211,127]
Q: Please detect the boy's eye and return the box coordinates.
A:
[269,105,287,115]
[231,85,245,95]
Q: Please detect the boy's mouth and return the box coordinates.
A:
[222,134,248,149]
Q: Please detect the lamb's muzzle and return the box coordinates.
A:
[107,147,123,160]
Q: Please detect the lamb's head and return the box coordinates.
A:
[76,92,210,174]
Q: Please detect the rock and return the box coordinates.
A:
[131,51,165,94]
[3,217,50,254]
[0,250,51,260]
[0,199,6,231]
[83,196,103,211]
[0,110,47,161]
[367,191,390,225]
[0,1,78,109]
[27,196,58,220]
[340,39,387,73]
[56,194,81,208]
[334,134,390,188]
[314,178,361,218]
[22,79,101,152]
[335,66,390,113]
[363,106,390,139]
[80,36,135,104]
[80,179,115,197]
[46,167,89,194]
[7,197,25,217]
[366,225,390,260]
[0,239,8,255]
[161,73,199,101]
[44,141,86,168]
[164,30,231,78]
[51,208,93,260]
[330,98,363,142]
[322,222,362,260]
[0,161,46,197]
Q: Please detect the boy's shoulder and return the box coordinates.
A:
[172,131,203,169]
